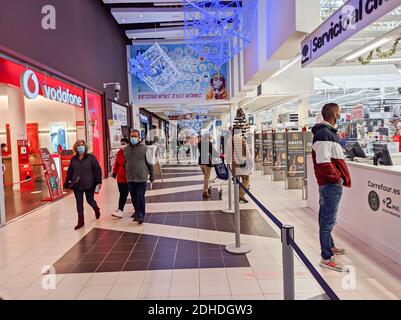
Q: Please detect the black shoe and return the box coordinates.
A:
[94,207,101,220]
[239,198,249,203]
[131,213,136,219]
[138,219,144,225]
[74,219,85,230]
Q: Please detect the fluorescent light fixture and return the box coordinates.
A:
[271,56,301,79]
[344,38,392,61]
[370,57,401,63]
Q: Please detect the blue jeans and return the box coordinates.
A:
[318,182,343,260]
[128,182,147,220]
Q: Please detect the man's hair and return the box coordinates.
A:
[130,129,140,136]
[321,103,339,121]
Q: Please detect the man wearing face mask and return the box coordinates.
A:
[111,138,130,218]
[312,103,351,272]
[124,129,155,224]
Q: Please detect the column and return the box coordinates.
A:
[272,107,280,129]
[7,87,27,191]
[297,98,309,127]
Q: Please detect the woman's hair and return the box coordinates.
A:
[121,138,129,144]
[210,73,226,88]
[73,139,88,155]
[1,143,6,149]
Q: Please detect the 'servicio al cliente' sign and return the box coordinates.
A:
[21,69,83,107]
[301,0,401,67]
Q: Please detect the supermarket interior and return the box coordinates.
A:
[1,0,401,304]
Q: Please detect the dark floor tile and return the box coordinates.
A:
[138,234,158,242]
[152,250,176,260]
[198,223,216,230]
[98,238,120,245]
[174,259,199,269]
[199,248,222,258]
[105,251,131,262]
[148,259,174,270]
[223,256,250,268]
[96,261,125,273]
[180,222,198,228]
[88,245,114,254]
[72,263,99,273]
[177,240,198,250]
[123,260,149,271]
[80,253,107,263]
[148,216,166,224]
[53,263,76,274]
[200,258,225,268]
[117,237,139,245]
[128,251,153,261]
[60,251,88,262]
[198,242,219,249]
[164,218,181,226]
[176,249,199,260]
[111,244,135,252]
[135,243,157,251]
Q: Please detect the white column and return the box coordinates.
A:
[7,87,27,191]
[272,107,280,129]
[297,98,309,128]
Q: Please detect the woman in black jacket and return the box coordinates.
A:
[64,140,102,230]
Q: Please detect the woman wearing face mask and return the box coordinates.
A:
[111,138,129,218]
[64,140,102,230]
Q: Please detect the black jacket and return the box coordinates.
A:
[64,154,102,191]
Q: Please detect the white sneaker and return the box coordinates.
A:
[111,210,124,218]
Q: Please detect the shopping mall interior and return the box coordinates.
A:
[1,0,401,305]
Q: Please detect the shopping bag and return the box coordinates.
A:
[214,163,229,181]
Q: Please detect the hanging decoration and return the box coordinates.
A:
[233,107,250,137]
[129,43,182,94]
[184,0,258,66]
[357,37,401,65]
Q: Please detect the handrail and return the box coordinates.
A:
[235,177,340,301]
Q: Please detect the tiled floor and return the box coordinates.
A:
[0,161,400,300]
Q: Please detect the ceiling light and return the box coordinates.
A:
[344,38,392,61]
[271,56,301,79]
[139,14,144,18]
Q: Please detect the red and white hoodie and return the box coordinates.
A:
[312,121,351,187]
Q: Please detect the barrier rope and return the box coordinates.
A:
[3,170,47,187]
[235,177,340,301]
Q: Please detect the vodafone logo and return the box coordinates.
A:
[19,69,83,107]
[21,70,40,99]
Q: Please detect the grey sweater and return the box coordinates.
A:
[123,142,155,182]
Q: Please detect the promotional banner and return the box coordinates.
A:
[112,103,128,126]
[49,122,68,153]
[273,132,287,172]
[39,148,63,200]
[130,44,229,104]
[287,132,305,178]
[262,131,273,166]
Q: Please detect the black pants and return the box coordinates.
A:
[128,181,147,220]
[117,182,129,211]
[74,189,98,220]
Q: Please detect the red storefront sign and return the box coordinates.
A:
[39,148,63,201]
[0,57,84,107]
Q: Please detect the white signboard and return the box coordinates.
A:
[112,103,128,126]
[301,0,401,67]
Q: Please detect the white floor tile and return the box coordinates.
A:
[200,281,230,296]
[76,285,112,300]
[138,282,171,298]
[169,282,199,297]
[107,283,141,300]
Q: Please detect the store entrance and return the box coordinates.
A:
[0,85,86,222]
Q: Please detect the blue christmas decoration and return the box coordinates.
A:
[184,0,258,66]
[129,43,182,94]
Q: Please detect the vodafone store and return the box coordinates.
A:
[0,55,105,222]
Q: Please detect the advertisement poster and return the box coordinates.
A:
[112,103,128,126]
[39,148,63,200]
[287,132,305,178]
[130,44,229,104]
[49,122,68,153]
[262,131,273,166]
[273,132,287,172]
[76,121,86,141]
[108,120,123,150]
[254,132,262,162]
[305,131,313,154]
[26,123,40,156]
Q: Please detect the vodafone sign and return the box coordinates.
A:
[0,57,84,107]
[21,69,83,107]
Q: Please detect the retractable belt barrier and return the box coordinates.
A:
[235,177,340,301]
[3,170,47,187]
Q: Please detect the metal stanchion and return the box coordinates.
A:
[222,169,234,214]
[281,224,295,300]
[225,176,251,255]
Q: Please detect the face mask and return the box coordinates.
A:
[131,137,139,145]
[77,146,86,154]
[121,144,127,150]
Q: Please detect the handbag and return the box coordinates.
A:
[214,162,229,181]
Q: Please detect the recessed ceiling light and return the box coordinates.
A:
[139,14,144,18]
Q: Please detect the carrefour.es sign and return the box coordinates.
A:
[301,0,400,67]
[20,69,83,107]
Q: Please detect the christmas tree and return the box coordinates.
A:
[232,107,250,137]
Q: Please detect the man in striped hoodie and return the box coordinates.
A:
[312,103,351,272]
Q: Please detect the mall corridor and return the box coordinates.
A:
[1,164,401,300]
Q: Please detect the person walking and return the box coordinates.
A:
[64,140,102,230]
[198,132,219,199]
[111,138,129,219]
[124,129,155,224]
[312,103,351,272]
[225,129,253,203]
